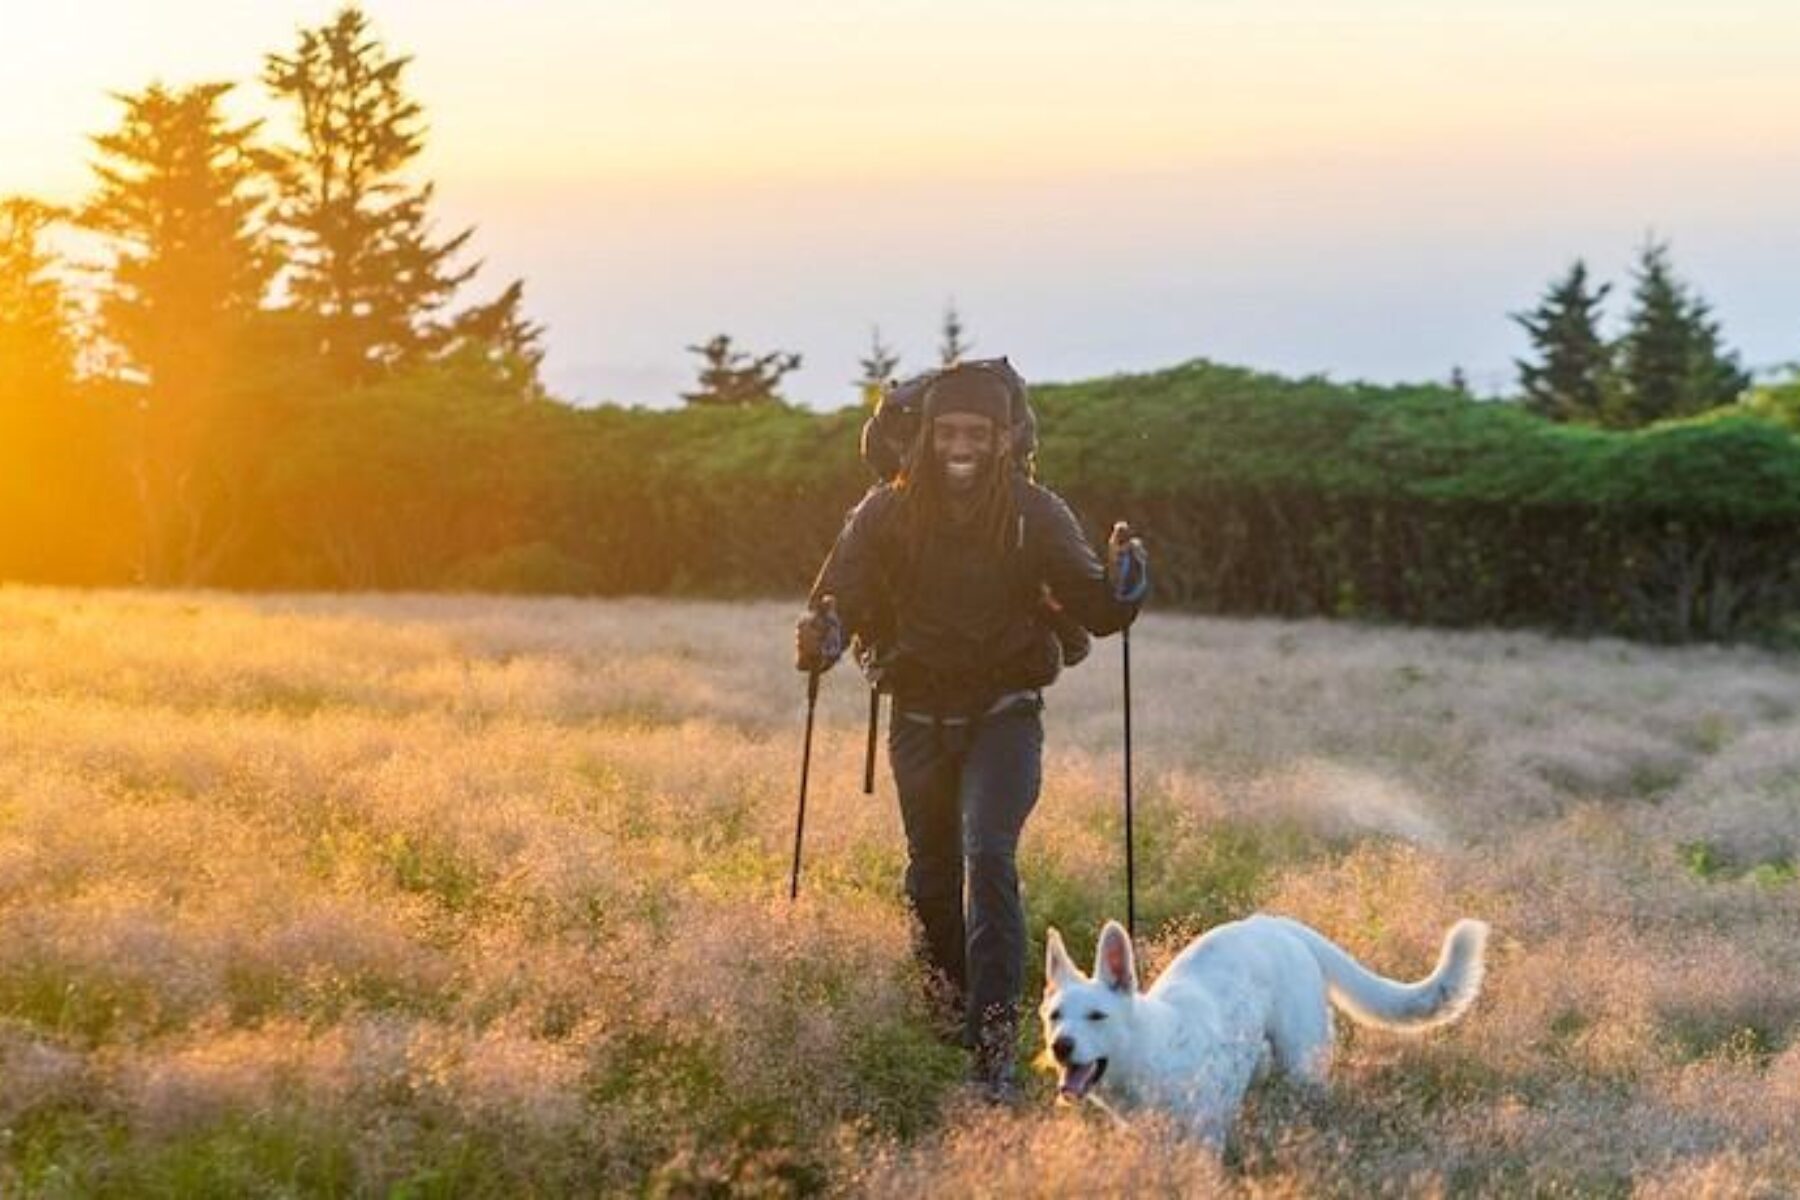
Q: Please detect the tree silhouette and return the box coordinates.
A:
[682,334,801,407]
[855,324,900,407]
[439,279,547,397]
[81,81,276,583]
[1614,240,1748,427]
[0,198,74,399]
[1512,260,1612,423]
[939,299,971,366]
[0,196,134,581]
[265,5,532,384]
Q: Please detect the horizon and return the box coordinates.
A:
[4,0,1798,407]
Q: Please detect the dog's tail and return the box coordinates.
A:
[1277,917,1489,1032]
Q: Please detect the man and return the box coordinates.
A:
[795,361,1146,1101]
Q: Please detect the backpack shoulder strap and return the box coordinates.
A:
[1007,476,1049,605]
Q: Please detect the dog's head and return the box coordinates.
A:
[1038,920,1138,1103]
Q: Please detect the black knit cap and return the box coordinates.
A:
[924,366,1012,427]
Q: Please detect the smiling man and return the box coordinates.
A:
[796,361,1146,1102]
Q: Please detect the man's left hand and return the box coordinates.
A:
[1108,522,1149,605]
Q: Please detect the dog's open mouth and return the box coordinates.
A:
[1057,1057,1108,1101]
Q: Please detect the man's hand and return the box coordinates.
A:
[795,597,845,673]
[1107,522,1149,605]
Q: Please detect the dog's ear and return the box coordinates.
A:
[1094,920,1138,995]
[1044,927,1080,990]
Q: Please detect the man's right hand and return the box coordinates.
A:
[795,598,845,673]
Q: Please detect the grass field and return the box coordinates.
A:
[2,588,1798,1197]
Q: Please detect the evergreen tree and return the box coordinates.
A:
[1613,239,1749,427]
[0,197,129,581]
[439,279,547,396]
[1511,260,1611,423]
[939,299,971,366]
[856,324,900,406]
[0,198,74,398]
[1679,291,1751,414]
[265,5,509,384]
[1614,242,1689,427]
[681,334,801,407]
[81,81,277,583]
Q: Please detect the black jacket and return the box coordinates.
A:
[808,477,1137,715]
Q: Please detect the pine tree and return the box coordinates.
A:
[264,5,491,383]
[0,197,125,581]
[855,324,900,406]
[939,300,971,366]
[681,334,801,407]
[0,198,74,399]
[1614,242,1690,427]
[439,279,547,396]
[81,81,277,582]
[1613,240,1749,427]
[1511,260,1612,423]
[1680,292,1751,414]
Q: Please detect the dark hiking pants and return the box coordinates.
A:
[889,693,1044,1053]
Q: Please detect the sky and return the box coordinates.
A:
[3,0,1797,407]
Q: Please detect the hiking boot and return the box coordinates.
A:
[927,1004,975,1049]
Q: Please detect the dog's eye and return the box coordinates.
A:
[1086,1011,1107,1022]
[1048,1008,1063,1022]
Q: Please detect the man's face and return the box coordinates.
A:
[932,412,996,493]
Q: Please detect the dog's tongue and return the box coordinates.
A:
[1059,1061,1100,1100]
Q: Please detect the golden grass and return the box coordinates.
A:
[1,586,1797,1195]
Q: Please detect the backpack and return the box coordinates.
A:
[860,357,1039,482]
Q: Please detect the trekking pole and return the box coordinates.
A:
[789,666,822,901]
[1122,623,1136,939]
[862,686,880,795]
[1110,523,1148,940]
[789,598,841,901]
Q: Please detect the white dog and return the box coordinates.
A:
[1040,914,1488,1145]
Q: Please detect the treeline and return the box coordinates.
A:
[15,337,1800,639]
[618,361,1800,640]
[285,361,1800,639]
[1035,363,1800,640]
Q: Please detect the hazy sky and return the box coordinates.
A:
[4,0,1797,406]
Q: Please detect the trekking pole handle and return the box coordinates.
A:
[1109,522,1149,605]
[798,596,845,671]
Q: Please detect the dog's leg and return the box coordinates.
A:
[1269,959,1335,1087]
[1183,1049,1259,1151]
[1275,1027,1333,1089]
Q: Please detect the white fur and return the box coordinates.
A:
[1040,914,1489,1147]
